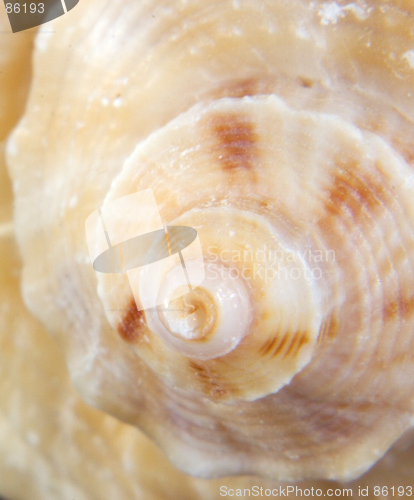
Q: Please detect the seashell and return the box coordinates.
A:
[5,0,414,484]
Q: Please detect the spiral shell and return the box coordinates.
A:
[6,0,414,482]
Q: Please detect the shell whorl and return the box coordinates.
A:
[93,93,414,476]
[97,96,334,402]
[7,0,414,483]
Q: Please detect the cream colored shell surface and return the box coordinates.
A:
[5,0,414,486]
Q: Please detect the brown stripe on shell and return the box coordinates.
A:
[320,158,414,323]
[384,294,414,322]
[323,159,387,223]
[317,311,339,347]
[260,331,310,359]
[284,331,310,358]
[315,160,387,352]
[211,112,259,175]
[117,297,147,344]
[260,335,280,356]
[259,333,289,358]
[290,331,311,358]
[271,334,290,358]
[188,360,233,400]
